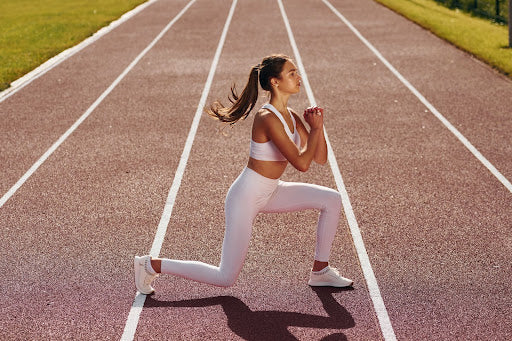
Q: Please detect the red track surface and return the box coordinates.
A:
[1,0,511,340]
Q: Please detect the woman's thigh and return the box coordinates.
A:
[261,181,340,213]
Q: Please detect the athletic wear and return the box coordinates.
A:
[249,104,301,161]
[134,255,159,294]
[159,167,342,287]
[133,103,346,290]
[308,266,353,287]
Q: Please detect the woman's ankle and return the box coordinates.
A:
[312,260,328,272]
[151,258,162,273]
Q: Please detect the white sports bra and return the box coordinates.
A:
[249,104,301,161]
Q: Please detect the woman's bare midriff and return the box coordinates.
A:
[247,157,288,179]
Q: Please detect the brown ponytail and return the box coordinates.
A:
[207,54,290,125]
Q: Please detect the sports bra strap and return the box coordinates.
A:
[262,104,295,137]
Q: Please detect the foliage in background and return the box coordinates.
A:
[374,0,512,77]
[0,0,148,91]
[434,0,508,23]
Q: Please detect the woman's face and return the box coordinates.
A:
[274,60,301,94]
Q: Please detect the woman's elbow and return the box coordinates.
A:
[290,153,313,172]
[294,160,310,172]
[297,165,309,172]
[313,155,327,165]
[288,158,309,172]
[314,156,327,165]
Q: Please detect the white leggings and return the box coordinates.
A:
[160,167,342,287]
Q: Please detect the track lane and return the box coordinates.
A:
[0,0,196,210]
[327,0,512,183]
[120,0,237,338]
[0,0,229,339]
[283,0,512,339]
[0,0,190,198]
[323,0,511,194]
[278,0,396,338]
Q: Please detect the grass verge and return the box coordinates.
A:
[374,0,512,78]
[0,0,148,91]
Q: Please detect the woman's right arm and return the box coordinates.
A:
[264,111,324,172]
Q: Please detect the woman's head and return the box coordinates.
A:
[262,56,302,95]
[258,54,291,91]
[207,54,297,125]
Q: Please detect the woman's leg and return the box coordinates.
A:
[155,168,276,287]
[157,202,258,287]
[260,181,352,287]
[261,181,342,263]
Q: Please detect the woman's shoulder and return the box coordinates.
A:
[254,107,277,122]
[253,107,285,134]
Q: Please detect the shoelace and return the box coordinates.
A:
[326,267,344,279]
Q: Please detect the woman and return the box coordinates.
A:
[134,54,352,294]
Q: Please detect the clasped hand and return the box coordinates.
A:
[303,106,324,129]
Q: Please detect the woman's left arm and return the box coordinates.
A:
[293,108,328,165]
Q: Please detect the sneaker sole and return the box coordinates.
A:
[308,280,353,287]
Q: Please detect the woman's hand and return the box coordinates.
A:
[303,106,324,130]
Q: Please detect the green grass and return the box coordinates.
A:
[0,0,148,91]
[374,0,512,78]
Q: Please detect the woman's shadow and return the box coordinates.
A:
[145,287,355,340]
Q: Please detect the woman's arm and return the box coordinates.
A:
[311,107,328,164]
[263,111,323,172]
[293,108,327,165]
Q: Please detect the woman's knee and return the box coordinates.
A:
[219,278,237,288]
[322,189,342,211]
[333,191,342,209]
[217,271,239,287]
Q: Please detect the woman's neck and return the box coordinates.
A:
[269,93,290,115]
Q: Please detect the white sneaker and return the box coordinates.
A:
[134,255,159,294]
[308,266,353,287]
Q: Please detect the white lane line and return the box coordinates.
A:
[119,0,238,339]
[323,0,512,194]
[0,0,160,103]
[277,0,397,340]
[0,0,196,210]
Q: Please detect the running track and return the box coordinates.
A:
[1,0,511,340]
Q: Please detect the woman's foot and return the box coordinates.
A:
[308,266,353,287]
[134,255,159,294]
